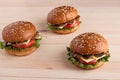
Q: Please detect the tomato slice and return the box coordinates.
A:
[12,39,35,48]
[64,24,73,28]
[64,20,80,28]
[73,20,80,26]
[78,58,97,65]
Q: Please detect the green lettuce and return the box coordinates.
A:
[5,45,24,52]
[0,42,5,49]
[67,47,110,69]
[34,39,40,48]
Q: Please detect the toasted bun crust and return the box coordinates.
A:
[70,32,108,55]
[52,25,79,34]
[5,46,37,56]
[2,21,37,42]
[76,61,104,69]
[47,6,78,25]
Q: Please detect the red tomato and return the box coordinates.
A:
[64,24,73,28]
[12,39,35,48]
[73,20,80,26]
[78,58,97,65]
[64,20,80,28]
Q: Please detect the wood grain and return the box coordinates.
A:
[0,0,120,79]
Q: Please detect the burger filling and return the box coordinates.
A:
[67,47,110,69]
[0,32,42,51]
[48,15,81,30]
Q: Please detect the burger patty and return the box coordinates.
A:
[53,15,80,27]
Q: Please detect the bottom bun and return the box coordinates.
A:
[5,46,37,56]
[76,61,104,70]
[52,25,80,34]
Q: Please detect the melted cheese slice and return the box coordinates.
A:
[17,39,30,45]
[80,54,106,63]
[80,56,95,63]
[57,24,66,29]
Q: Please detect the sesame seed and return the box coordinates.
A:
[81,40,84,43]
[24,24,27,26]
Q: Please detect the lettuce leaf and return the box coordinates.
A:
[99,54,110,62]
[34,35,42,48]
[0,42,5,49]
[5,45,23,51]
[0,38,42,51]
[34,39,40,48]
[67,47,110,69]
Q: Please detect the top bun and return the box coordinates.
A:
[70,32,108,55]
[2,21,37,42]
[47,6,78,25]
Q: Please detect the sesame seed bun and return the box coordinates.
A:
[70,32,108,55]
[2,21,37,43]
[47,6,78,25]
[5,46,37,56]
[52,25,80,34]
[76,61,104,70]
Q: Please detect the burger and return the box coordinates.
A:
[47,6,81,34]
[67,32,110,69]
[0,21,42,56]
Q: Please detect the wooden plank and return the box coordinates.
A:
[0,77,91,80]
[0,68,120,79]
[0,0,120,7]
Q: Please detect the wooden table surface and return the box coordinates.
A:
[0,0,120,80]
